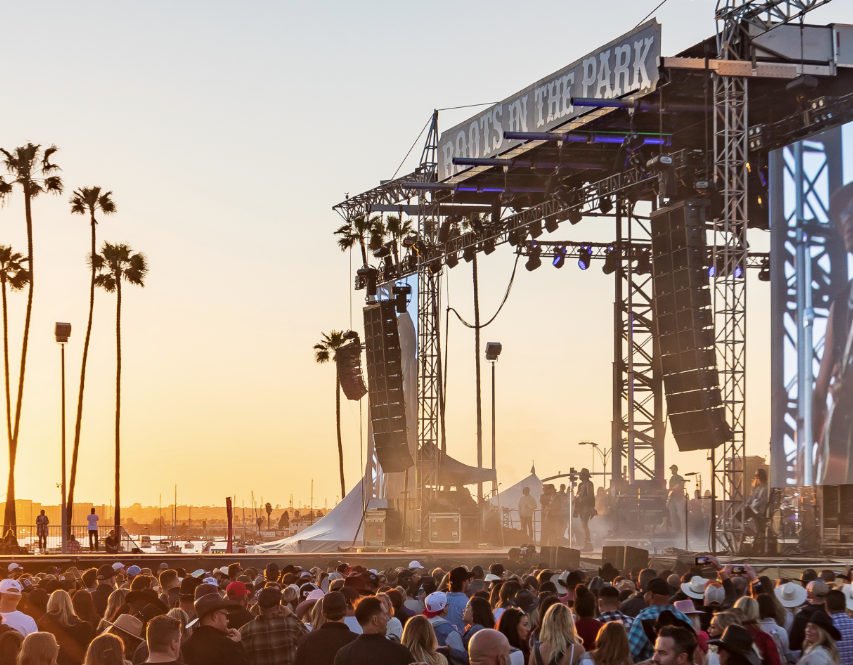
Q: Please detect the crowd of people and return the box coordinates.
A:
[0,554,848,665]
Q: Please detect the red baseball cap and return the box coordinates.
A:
[226,581,249,597]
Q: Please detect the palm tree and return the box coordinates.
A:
[314,331,347,499]
[93,242,148,532]
[0,144,63,531]
[265,502,272,529]
[0,249,28,480]
[334,214,384,266]
[67,187,116,534]
[385,214,415,265]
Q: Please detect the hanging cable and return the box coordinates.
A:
[448,252,521,329]
[635,0,670,28]
[437,102,498,112]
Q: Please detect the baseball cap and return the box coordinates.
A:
[194,583,219,601]
[96,565,116,580]
[449,567,474,585]
[423,591,448,617]
[203,577,218,586]
[6,564,21,573]
[258,588,282,608]
[112,563,124,571]
[808,580,830,598]
[0,579,22,595]
[408,561,423,570]
[484,573,501,583]
[323,591,346,615]
[126,566,141,577]
[226,581,249,597]
[159,563,169,570]
[307,589,325,601]
[647,578,671,596]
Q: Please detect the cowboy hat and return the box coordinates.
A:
[674,599,704,615]
[708,625,760,665]
[193,592,238,620]
[102,614,144,641]
[807,611,842,642]
[682,577,709,600]
[775,581,808,608]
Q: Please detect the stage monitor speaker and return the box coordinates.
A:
[540,546,580,570]
[651,199,731,452]
[623,546,650,575]
[601,546,624,571]
[335,341,368,401]
[363,301,414,472]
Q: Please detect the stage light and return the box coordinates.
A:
[428,258,442,274]
[529,220,543,238]
[526,244,542,272]
[356,267,378,296]
[373,244,391,258]
[734,265,743,278]
[544,217,559,233]
[568,208,583,225]
[483,238,496,255]
[392,284,412,314]
[446,252,459,269]
[463,245,476,263]
[599,196,613,214]
[758,259,770,282]
[403,235,417,249]
[602,248,618,275]
[553,245,567,269]
[508,229,521,246]
[635,251,651,275]
[578,246,591,271]
[438,220,452,244]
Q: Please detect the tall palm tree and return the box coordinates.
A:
[93,242,148,532]
[385,214,415,265]
[334,214,384,266]
[314,331,347,499]
[0,248,28,483]
[0,144,63,531]
[67,187,116,534]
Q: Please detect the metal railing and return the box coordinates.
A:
[10,525,138,553]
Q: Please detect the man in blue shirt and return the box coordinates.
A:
[827,589,853,665]
[445,567,473,630]
[628,578,692,662]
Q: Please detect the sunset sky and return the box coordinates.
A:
[1,1,852,515]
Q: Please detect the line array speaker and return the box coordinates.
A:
[363,301,414,472]
[651,200,731,452]
[336,340,368,401]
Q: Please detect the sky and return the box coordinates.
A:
[1,0,852,515]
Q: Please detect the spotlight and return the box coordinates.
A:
[402,235,417,249]
[483,238,496,255]
[446,252,459,269]
[635,251,651,275]
[568,208,583,225]
[356,267,378,296]
[599,196,613,215]
[428,258,443,274]
[529,220,543,238]
[508,228,521,246]
[463,245,476,263]
[602,248,618,275]
[734,264,743,279]
[758,258,770,282]
[544,217,559,233]
[373,245,391,259]
[526,244,542,271]
[552,245,566,269]
[578,246,591,271]
[392,284,412,314]
[438,220,452,244]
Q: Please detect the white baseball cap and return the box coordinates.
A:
[112,563,124,571]
[6,564,21,573]
[408,561,423,569]
[424,591,447,614]
[0,579,22,595]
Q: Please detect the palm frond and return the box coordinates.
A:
[8,269,30,292]
[98,191,116,214]
[93,272,116,293]
[0,178,11,205]
[42,145,60,174]
[88,252,105,271]
[43,175,63,195]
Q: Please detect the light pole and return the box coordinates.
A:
[55,322,71,554]
[485,343,502,497]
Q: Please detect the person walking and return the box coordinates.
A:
[36,511,49,552]
[518,488,537,542]
[666,465,686,535]
[87,509,99,552]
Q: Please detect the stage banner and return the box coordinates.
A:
[437,20,661,182]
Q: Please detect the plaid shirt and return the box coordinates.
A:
[239,614,307,665]
[627,604,691,663]
[600,610,635,630]
[832,612,853,665]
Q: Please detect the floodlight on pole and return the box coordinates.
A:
[54,322,71,554]
[485,342,502,496]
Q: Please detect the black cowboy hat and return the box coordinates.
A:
[708,625,760,665]
[807,611,842,642]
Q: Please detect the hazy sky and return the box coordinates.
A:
[1,1,852,513]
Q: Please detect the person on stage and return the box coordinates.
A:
[666,465,686,535]
[574,469,595,552]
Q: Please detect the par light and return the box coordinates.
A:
[438,220,452,244]
[599,196,613,215]
[529,220,543,238]
[373,245,391,258]
[526,244,542,272]
[568,208,583,225]
[553,245,567,269]
[734,264,743,279]
[578,246,591,271]
[758,258,770,282]
[544,217,559,233]
[428,258,442,274]
[356,267,379,296]
[392,284,412,314]
[402,235,417,249]
[483,238,496,255]
[446,252,459,269]
[602,248,618,275]
[635,251,651,275]
[463,245,476,263]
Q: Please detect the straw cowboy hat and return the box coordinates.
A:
[775,581,808,608]
[102,614,143,641]
[682,577,709,600]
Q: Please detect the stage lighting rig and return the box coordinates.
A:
[373,245,391,259]
[568,207,583,225]
[602,248,618,275]
[483,238,496,255]
[529,220,544,238]
[578,245,591,271]
[553,245,567,269]
[544,216,559,233]
[446,252,459,269]
[599,196,613,215]
[635,250,651,275]
[464,244,476,263]
[438,219,452,244]
[526,243,542,272]
[356,267,379,296]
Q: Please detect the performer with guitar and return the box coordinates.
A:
[813,182,853,485]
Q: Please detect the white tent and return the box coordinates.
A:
[490,471,542,510]
[252,480,368,553]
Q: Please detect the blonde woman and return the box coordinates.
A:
[530,603,585,665]
[82,634,127,665]
[582,622,632,665]
[309,597,326,632]
[37,589,96,665]
[798,612,842,665]
[165,608,189,641]
[96,590,129,633]
[402,615,447,665]
[734,597,783,665]
[17,632,58,665]
[708,613,745,665]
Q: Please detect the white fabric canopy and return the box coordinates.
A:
[489,473,542,510]
[252,480,367,553]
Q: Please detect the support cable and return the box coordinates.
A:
[447,253,521,329]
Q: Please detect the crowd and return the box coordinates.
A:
[0,554,848,665]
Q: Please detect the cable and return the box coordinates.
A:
[391,115,433,180]
[448,252,520,329]
[635,0,669,28]
[437,102,498,112]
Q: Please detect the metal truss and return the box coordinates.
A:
[333,167,433,222]
[770,128,845,487]
[716,0,833,50]
[416,111,441,545]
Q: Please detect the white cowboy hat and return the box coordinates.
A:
[775,581,808,608]
[484,573,501,582]
[681,577,708,600]
[552,576,567,595]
